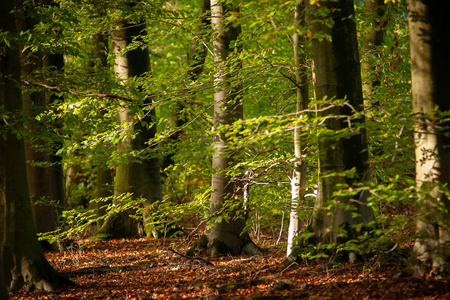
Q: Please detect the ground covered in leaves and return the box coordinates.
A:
[9,236,450,299]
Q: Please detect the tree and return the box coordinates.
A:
[287,1,309,257]
[308,0,375,253]
[88,31,113,230]
[203,0,258,257]
[188,0,211,81]
[16,0,65,250]
[96,17,163,239]
[161,0,211,173]
[0,0,71,291]
[407,0,450,278]
[361,0,385,103]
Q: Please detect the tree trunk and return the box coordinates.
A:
[362,0,385,104]
[65,164,88,207]
[0,260,8,299]
[204,0,257,257]
[89,31,114,230]
[0,0,72,291]
[407,0,450,278]
[15,0,64,251]
[188,0,211,81]
[308,0,375,252]
[43,51,66,212]
[96,168,113,230]
[161,0,211,173]
[287,2,309,257]
[96,20,163,239]
[22,67,61,249]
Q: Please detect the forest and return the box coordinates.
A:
[1,0,449,299]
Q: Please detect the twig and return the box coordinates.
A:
[280,261,299,274]
[167,248,214,266]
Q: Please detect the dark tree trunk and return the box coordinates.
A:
[0,0,72,291]
[88,31,114,230]
[15,0,64,251]
[0,259,8,299]
[161,0,211,173]
[308,0,375,251]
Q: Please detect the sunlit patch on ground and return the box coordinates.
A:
[9,236,450,299]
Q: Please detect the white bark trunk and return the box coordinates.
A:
[287,3,309,257]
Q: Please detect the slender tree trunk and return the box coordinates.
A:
[407,0,450,278]
[96,20,163,239]
[308,0,375,252]
[362,0,385,104]
[65,163,88,207]
[162,0,211,173]
[43,51,66,211]
[287,2,309,257]
[204,0,257,257]
[96,168,113,229]
[89,31,114,229]
[188,0,211,81]
[22,65,61,248]
[0,0,72,290]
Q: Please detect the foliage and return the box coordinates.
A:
[1,0,430,264]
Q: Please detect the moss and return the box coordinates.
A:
[198,234,209,249]
[185,234,209,257]
[209,239,232,258]
[93,214,116,240]
[185,247,196,257]
[242,241,260,256]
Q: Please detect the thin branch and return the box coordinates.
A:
[167,248,214,266]
[277,68,304,90]
[21,80,134,103]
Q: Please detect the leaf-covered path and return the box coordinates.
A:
[9,237,450,299]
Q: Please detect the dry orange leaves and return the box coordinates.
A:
[9,237,450,299]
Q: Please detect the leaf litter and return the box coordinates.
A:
[9,236,450,299]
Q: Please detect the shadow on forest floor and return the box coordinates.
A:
[8,236,450,299]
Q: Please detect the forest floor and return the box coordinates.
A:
[8,234,450,299]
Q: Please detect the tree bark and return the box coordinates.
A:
[362,0,385,104]
[15,0,64,251]
[96,20,163,239]
[0,259,8,299]
[188,0,211,81]
[308,0,375,252]
[287,2,309,257]
[408,0,450,278]
[88,31,114,230]
[161,0,211,173]
[204,0,258,257]
[0,0,72,291]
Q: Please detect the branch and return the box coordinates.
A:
[167,248,214,266]
[277,69,304,90]
[21,80,134,102]
[258,53,304,90]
